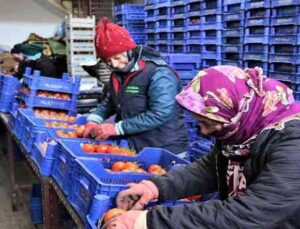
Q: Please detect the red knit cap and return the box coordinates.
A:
[94,17,137,59]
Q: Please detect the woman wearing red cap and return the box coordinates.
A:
[103,66,300,228]
[82,18,189,154]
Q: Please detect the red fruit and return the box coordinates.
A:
[111,161,126,172]
[82,143,95,153]
[94,144,109,153]
[103,208,125,223]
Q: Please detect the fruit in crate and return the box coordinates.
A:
[20,85,30,94]
[34,109,76,122]
[103,208,125,223]
[55,130,78,138]
[36,90,71,100]
[148,164,167,175]
[81,143,136,156]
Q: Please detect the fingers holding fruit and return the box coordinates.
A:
[82,122,98,138]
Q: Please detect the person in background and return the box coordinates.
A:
[11,43,60,79]
[104,66,300,228]
[82,18,189,154]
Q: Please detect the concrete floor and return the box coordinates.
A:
[0,144,36,229]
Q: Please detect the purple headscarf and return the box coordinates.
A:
[176,66,300,145]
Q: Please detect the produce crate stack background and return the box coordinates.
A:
[0,74,20,112]
[145,0,157,49]
[114,3,146,44]
[243,0,271,73]
[65,15,96,77]
[18,68,80,113]
[200,0,223,68]
[222,0,245,67]
[268,0,300,101]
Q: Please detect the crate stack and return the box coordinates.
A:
[0,74,20,112]
[114,3,146,44]
[19,68,80,114]
[185,0,201,54]
[145,0,157,49]
[222,0,246,67]
[200,0,223,68]
[65,15,96,77]
[269,0,300,100]
[243,0,271,73]
[170,0,186,53]
[155,0,172,53]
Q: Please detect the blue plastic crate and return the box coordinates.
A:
[0,100,11,112]
[145,8,155,18]
[170,43,187,53]
[271,25,300,35]
[269,62,300,74]
[223,0,246,9]
[245,0,271,9]
[171,31,185,40]
[156,44,171,53]
[186,29,201,41]
[202,59,222,68]
[269,53,300,64]
[176,70,198,80]
[279,81,300,92]
[242,61,268,75]
[156,19,172,29]
[69,149,189,220]
[245,17,270,27]
[270,34,300,45]
[166,54,201,70]
[200,0,222,15]
[171,0,184,6]
[145,20,156,30]
[272,4,300,17]
[155,0,171,8]
[114,13,145,22]
[171,4,185,18]
[222,28,244,37]
[23,68,80,94]
[185,1,201,14]
[154,6,171,20]
[243,44,269,61]
[19,92,77,111]
[222,59,243,67]
[270,44,300,55]
[114,3,144,15]
[30,183,43,224]
[202,45,222,60]
[245,7,271,18]
[271,15,300,26]
[52,138,130,196]
[294,91,300,101]
[170,18,185,31]
[0,92,16,101]
[272,0,299,7]
[0,75,20,94]
[185,43,201,53]
[244,27,270,44]
[222,44,244,53]
[268,70,300,83]
[223,11,246,21]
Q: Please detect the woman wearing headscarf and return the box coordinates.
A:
[105,66,300,228]
[11,43,60,79]
[82,18,189,154]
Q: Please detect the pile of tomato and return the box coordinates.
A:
[110,161,166,175]
[36,90,71,100]
[81,143,136,156]
[34,109,76,122]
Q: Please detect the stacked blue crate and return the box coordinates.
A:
[170,0,186,53]
[200,0,223,68]
[185,0,201,53]
[0,74,20,112]
[269,0,300,100]
[114,3,145,44]
[243,0,271,73]
[154,0,172,53]
[145,0,156,47]
[222,0,246,67]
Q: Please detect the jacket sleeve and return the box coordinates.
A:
[147,129,300,228]
[86,94,116,124]
[117,66,179,135]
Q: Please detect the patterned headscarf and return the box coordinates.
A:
[176,66,300,197]
[176,65,300,145]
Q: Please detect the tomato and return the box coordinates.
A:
[135,168,147,173]
[123,162,139,171]
[56,130,66,138]
[75,125,85,138]
[124,148,136,156]
[68,116,76,122]
[150,168,167,175]
[94,144,109,153]
[66,131,78,138]
[103,208,125,223]
[148,165,163,173]
[111,161,126,172]
[82,143,95,153]
[106,145,121,154]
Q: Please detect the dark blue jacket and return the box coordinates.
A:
[87,46,189,153]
